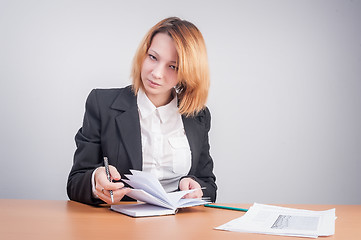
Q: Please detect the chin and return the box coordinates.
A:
[143,85,159,94]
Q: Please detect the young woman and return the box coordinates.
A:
[67,17,217,205]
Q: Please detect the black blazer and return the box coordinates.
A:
[67,86,217,205]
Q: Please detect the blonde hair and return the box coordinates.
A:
[131,17,210,117]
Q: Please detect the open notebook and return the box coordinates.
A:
[110,170,210,217]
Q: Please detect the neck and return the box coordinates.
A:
[146,91,175,108]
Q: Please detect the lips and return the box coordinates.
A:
[148,79,161,87]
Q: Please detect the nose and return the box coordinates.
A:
[151,64,164,79]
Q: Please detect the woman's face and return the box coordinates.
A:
[141,32,179,107]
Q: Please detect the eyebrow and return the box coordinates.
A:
[148,49,177,64]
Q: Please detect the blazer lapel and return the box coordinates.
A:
[111,88,143,171]
[182,114,205,174]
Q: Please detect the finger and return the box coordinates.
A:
[102,181,125,191]
[95,167,121,187]
[97,184,130,199]
[184,189,203,199]
[188,180,201,190]
[94,167,108,189]
[96,173,125,191]
[96,186,109,197]
[96,189,113,204]
[179,178,191,191]
[99,187,131,203]
[109,165,121,180]
[193,189,203,198]
[183,192,196,199]
[112,187,131,201]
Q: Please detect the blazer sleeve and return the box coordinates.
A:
[67,89,104,205]
[185,107,217,202]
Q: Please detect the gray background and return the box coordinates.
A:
[1,0,360,204]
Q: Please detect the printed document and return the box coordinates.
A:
[215,203,335,238]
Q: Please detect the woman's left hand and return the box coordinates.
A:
[179,177,203,199]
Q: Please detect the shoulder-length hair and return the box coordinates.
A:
[131,17,210,117]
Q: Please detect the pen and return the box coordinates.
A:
[103,157,114,203]
[204,204,248,212]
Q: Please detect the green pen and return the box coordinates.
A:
[204,204,248,212]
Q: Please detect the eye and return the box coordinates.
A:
[148,54,157,61]
[169,65,178,71]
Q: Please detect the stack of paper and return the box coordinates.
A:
[111,170,209,217]
[215,203,336,238]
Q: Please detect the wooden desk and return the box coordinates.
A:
[1,199,360,240]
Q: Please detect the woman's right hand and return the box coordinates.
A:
[94,166,131,204]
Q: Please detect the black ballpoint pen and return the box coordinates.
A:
[103,157,114,203]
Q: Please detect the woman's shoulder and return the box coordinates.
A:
[88,85,133,100]
[86,85,136,109]
[183,106,211,131]
[193,106,211,120]
[91,85,133,97]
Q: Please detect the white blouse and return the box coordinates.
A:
[137,89,191,192]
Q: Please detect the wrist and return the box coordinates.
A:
[91,167,101,198]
